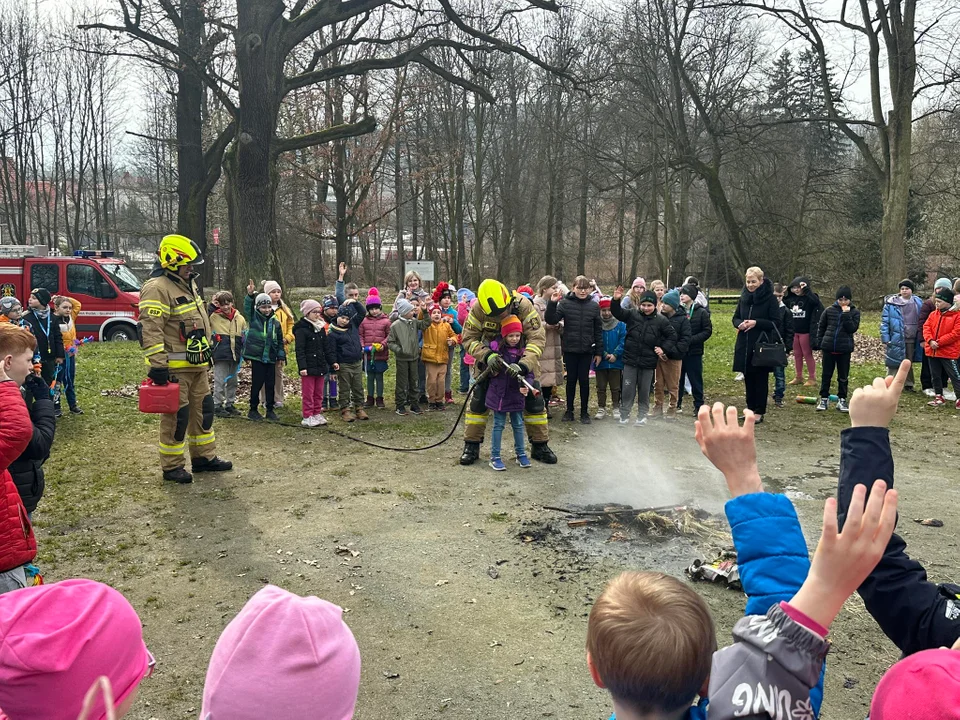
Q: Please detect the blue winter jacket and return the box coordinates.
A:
[881,294,924,366]
[609,492,824,720]
[597,320,626,370]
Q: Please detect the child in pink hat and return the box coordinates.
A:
[359,288,391,408]
[201,584,361,719]
[0,578,153,720]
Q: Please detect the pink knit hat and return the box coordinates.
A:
[0,578,152,720]
[366,287,382,307]
[300,298,321,316]
[871,648,960,719]
[631,277,646,290]
[201,585,361,720]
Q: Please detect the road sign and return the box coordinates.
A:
[404,260,434,282]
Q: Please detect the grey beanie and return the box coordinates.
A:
[935,277,953,291]
[0,296,21,315]
[255,293,272,308]
[394,298,415,317]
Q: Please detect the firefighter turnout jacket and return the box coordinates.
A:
[138,268,213,371]
[461,295,545,377]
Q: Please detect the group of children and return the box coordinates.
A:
[1,352,955,719]
[207,272,470,426]
[0,289,84,416]
[770,276,960,413]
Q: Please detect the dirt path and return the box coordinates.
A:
[38,391,960,720]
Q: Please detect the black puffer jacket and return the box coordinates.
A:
[732,278,781,373]
[294,317,335,376]
[664,311,692,360]
[545,293,602,355]
[685,305,713,356]
[816,302,861,354]
[9,392,56,514]
[611,302,677,369]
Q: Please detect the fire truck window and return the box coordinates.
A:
[67,264,116,299]
[30,264,59,295]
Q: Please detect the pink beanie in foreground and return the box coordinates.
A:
[0,578,151,720]
[300,298,321,316]
[366,287,382,307]
[870,648,960,719]
[201,584,361,720]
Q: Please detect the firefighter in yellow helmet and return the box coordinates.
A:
[460,279,557,465]
[138,234,232,483]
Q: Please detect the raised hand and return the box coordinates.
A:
[247,279,256,295]
[551,289,563,302]
[790,480,898,629]
[338,262,348,280]
[849,360,909,429]
[613,285,625,301]
[695,403,762,498]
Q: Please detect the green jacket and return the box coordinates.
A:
[387,315,430,360]
[242,308,286,364]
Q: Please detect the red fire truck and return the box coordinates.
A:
[0,245,142,341]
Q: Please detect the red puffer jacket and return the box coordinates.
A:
[0,380,36,572]
[923,309,960,359]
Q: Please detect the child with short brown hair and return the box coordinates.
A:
[586,402,900,719]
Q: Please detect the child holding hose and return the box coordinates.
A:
[485,314,533,471]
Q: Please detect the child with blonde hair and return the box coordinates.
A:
[52,294,83,414]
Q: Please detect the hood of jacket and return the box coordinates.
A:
[884,293,908,307]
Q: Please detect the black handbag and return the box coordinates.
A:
[752,325,788,368]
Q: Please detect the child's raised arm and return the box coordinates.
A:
[839,360,960,654]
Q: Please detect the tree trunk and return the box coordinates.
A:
[617,181,626,284]
[577,167,588,275]
[232,2,284,292]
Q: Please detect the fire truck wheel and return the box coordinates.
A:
[106,324,137,342]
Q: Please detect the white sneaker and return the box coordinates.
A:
[945,391,957,402]
[313,414,328,426]
[924,388,936,397]
[594,408,606,420]
[274,402,284,408]
[301,418,313,427]
[613,408,621,419]
[634,417,647,426]
[618,417,630,425]
[734,372,744,382]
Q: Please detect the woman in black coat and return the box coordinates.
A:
[732,267,781,421]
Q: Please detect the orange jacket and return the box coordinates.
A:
[421,318,458,364]
[923,308,960,359]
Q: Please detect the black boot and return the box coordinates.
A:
[460,441,481,465]
[163,467,193,484]
[531,442,558,464]
[192,456,233,473]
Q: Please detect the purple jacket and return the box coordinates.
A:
[485,339,532,413]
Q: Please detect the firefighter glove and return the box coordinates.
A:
[486,354,505,374]
[148,367,170,386]
[185,329,213,365]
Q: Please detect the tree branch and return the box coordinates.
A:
[273,117,378,155]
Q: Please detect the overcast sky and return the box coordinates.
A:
[48,0,956,163]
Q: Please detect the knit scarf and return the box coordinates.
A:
[601,315,619,331]
[306,316,325,332]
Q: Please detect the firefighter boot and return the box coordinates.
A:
[192,456,234,473]
[355,406,369,421]
[460,441,481,465]
[163,467,193,484]
[531,442,558,464]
